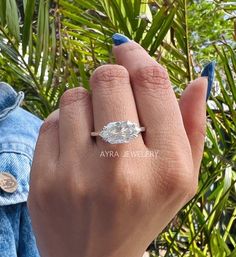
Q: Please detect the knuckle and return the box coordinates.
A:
[60,87,89,107]
[28,179,54,212]
[60,88,78,107]
[133,65,170,90]
[39,119,58,134]
[64,180,90,205]
[168,172,192,195]
[159,153,194,196]
[164,178,198,205]
[39,109,59,134]
[94,168,142,210]
[90,64,129,84]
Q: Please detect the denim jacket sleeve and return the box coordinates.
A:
[0,82,43,206]
[0,82,42,256]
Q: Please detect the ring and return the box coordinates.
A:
[91,121,145,144]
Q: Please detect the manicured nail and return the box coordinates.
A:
[112,33,131,46]
[201,61,216,100]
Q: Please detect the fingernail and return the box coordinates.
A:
[112,33,131,46]
[201,61,216,100]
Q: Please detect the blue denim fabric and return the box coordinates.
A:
[0,203,40,257]
[0,82,24,121]
[0,82,42,256]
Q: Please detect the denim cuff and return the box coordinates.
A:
[0,82,24,121]
[0,83,42,206]
[0,149,32,206]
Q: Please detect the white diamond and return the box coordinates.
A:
[99,121,142,144]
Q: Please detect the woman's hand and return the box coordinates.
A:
[28,36,209,257]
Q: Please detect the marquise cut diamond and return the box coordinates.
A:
[99,121,142,144]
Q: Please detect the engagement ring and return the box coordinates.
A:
[91,121,145,144]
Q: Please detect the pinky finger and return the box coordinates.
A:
[179,77,208,178]
[31,109,60,178]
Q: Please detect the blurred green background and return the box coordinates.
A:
[0,0,235,256]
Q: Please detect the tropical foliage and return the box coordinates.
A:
[0,0,235,256]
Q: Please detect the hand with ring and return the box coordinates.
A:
[28,34,213,257]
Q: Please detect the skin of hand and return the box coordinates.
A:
[28,40,208,257]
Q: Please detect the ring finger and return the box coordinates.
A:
[90,64,144,148]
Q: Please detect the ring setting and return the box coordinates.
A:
[91,121,145,144]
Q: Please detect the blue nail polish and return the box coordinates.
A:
[112,33,131,46]
[201,61,216,100]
